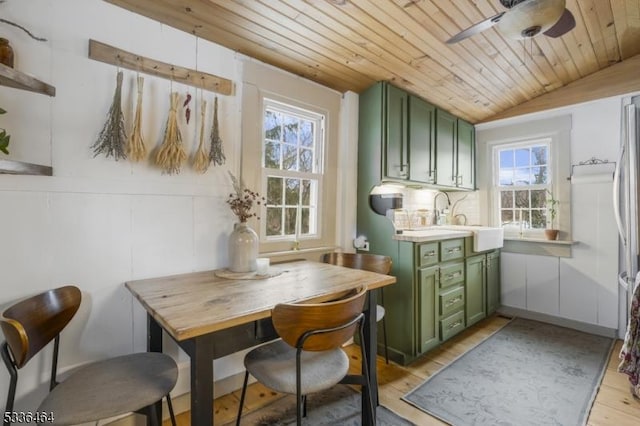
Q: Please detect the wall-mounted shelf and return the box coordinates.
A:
[0,64,55,176]
[0,159,52,176]
[0,63,56,97]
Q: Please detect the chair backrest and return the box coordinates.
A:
[1,286,81,368]
[321,252,392,275]
[272,285,367,352]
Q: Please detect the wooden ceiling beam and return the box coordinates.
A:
[480,53,640,123]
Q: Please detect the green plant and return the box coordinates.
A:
[546,189,559,229]
[0,107,10,155]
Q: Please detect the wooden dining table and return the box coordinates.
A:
[125,260,396,426]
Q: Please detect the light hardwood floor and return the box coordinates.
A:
[164,315,640,425]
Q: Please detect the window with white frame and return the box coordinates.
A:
[494,139,552,232]
[262,99,324,241]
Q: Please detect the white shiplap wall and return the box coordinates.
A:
[0,0,241,413]
[477,95,628,335]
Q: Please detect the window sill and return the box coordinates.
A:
[502,237,576,258]
[503,236,578,245]
[263,246,337,261]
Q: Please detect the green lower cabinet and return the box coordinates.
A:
[465,255,487,327]
[372,240,500,365]
[486,250,501,315]
[417,266,439,353]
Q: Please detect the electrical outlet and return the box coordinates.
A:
[361,241,370,251]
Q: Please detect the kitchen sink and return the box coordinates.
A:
[439,225,504,252]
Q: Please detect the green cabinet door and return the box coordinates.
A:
[435,109,457,187]
[408,96,436,184]
[486,250,501,315]
[384,84,409,180]
[465,255,486,327]
[457,119,475,190]
[418,265,439,354]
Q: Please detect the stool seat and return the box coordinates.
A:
[38,353,177,425]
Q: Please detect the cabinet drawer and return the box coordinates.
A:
[440,310,465,341]
[418,242,439,267]
[439,262,464,289]
[439,286,464,317]
[440,238,464,262]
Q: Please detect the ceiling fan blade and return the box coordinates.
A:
[543,8,576,38]
[446,12,506,44]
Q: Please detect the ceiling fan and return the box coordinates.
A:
[446,0,576,44]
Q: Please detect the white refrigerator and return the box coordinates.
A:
[616,96,640,336]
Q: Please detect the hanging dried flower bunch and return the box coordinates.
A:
[126,75,146,162]
[155,92,187,174]
[208,96,226,166]
[192,98,209,173]
[91,71,127,160]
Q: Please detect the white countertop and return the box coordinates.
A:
[392,226,504,252]
[393,228,472,242]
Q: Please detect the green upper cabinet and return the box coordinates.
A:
[360,81,474,190]
[408,96,436,184]
[457,119,475,190]
[384,84,409,180]
[383,84,436,183]
[435,109,457,187]
[435,110,476,190]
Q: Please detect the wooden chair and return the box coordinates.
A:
[1,286,178,426]
[236,286,374,425]
[321,252,393,364]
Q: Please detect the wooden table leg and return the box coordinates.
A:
[362,291,378,425]
[147,314,163,426]
[189,335,214,426]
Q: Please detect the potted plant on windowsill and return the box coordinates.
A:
[0,107,10,154]
[545,189,559,240]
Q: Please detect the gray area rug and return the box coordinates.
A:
[403,318,614,426]
[241,385,414,425]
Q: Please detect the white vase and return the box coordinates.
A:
[228,222,258,272]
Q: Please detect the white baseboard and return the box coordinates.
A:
[498,306,619,338]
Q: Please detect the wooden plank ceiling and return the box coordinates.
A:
[106,0,640,123]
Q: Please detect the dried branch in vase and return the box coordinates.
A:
[192,98,209,173]
[155,92,186,174]
[208,96,226,166]
[127,75,146,161]
[0,17,47,42]
[91,71,127,161]
[227,171,265,223]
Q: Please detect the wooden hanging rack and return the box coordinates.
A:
[88,39,234,96]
